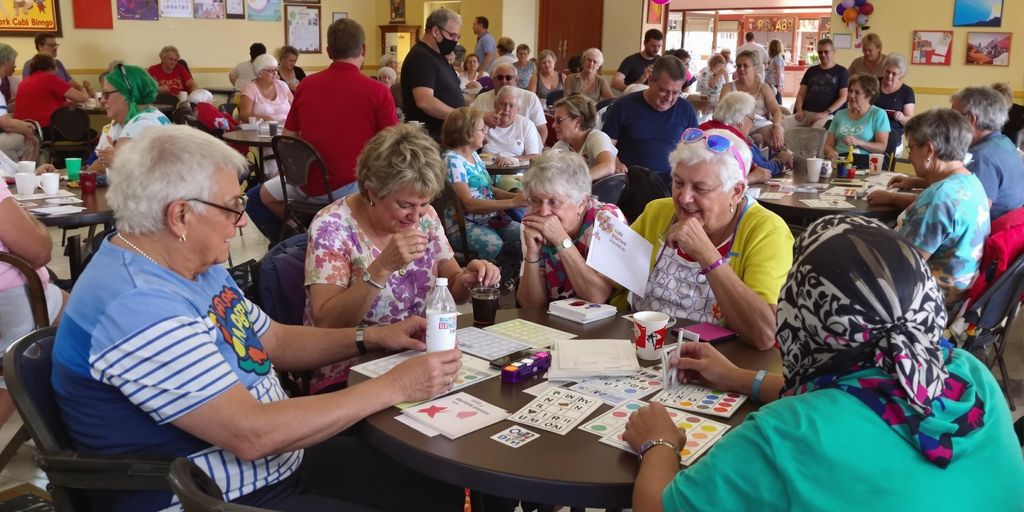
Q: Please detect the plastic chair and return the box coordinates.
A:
[432,180,478,266]
[591,174,627,204]
[172,104,195,125]
[4,327,173,511]
[40,107,94,165]
[270,135,336,242]
[168,458,272,512]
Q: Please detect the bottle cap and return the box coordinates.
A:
[436,277,448,286]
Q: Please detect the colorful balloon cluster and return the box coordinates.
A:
[836,0,874,28]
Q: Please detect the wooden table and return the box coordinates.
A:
[222,129,274,182]
[25,184,113,229]
[751,174,901,225]
[81,103,175,115]
[350,309,782,509]
[485,161,529,176]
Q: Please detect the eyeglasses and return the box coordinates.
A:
[116,63,132,92]
[552,116,573,125]
[527,197,567,209]
[188,195,248,224]
[744,114,756,123]
[100,90,120,100]
[680,128,747,178]
[437,26,461,41]
[494,74,516,81]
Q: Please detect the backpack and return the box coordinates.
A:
[616,166,670,223]
[965,207,1024,306]
[258,233,309,325]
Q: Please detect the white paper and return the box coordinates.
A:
[159,0,193,18]
[746,187,761,198]
[15,190,74,201]
[287,6,321,53]
[758,192,788,200]
[395,414,440,437]
[799,199,856,209]
[585,210,652,298]
[823,186,861,197]
[522,379,564,396]
[28,206,86,215]
[547,339,640,380]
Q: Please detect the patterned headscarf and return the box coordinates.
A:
[777,215,984,468]
[105,63,159,123]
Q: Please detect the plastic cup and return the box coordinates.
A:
[805,157,822,183]
[625,311,676,360]
[15,173,37,195]
[39,173,59,195]
[17,161,35,175]
[65,157,82,181]
[268,121,279,137]
[80,171,97,194]
[471,287,500,326]
[868,153,883,174]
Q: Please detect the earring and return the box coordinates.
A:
[178,232,188,244]
[729,203,735,213]
[369,199,375,207]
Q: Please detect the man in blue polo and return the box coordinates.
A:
[472,16,496,72]
[602,55,698,186]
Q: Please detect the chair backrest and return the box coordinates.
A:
[172,105,194,125]
[3,327,70,455]
[168,458,271,512]
[0,252,49,329]
[591,174,627,205]
[966,207,1024,306]
[616,166,670,223]
[545,89,564,107]
[49,107,91,142]
[784,127,827,159]
[258,233,308,326]
[432,180,476,264]
[271,135,334,202]
[219,102,237,117]
[964,252,1024,331]
[154,93,179,107]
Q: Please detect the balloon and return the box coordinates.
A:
[836,4,846,15]
[857,14,868,26]
[842,8,858,23]
[859,2,874,15]
[652,0,670,4]
[841,0,856,7]
[854,0,867,5]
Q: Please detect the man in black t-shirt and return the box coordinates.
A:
[612,29,663,92]
[400,8,465,138]
[782,38,849,130]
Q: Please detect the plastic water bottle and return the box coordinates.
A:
[425,277,458,352]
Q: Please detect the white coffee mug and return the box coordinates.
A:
[821,159,833,178]
[624,311,676,360]
[39,173,60,195]
[17,161,35,175]
[805,157,823,183]
[15,173,38,195]
[868,153,883,174]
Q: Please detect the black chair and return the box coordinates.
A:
[171,104,195,125]
[591,174,627,204]
[616,166,670,223]
[270,135,335,242]
[168,458,271,512]
[4,328,172,511]
[41,107,95,166]
[219,102,237,118]
[545,89,564,108]
[960,255,1024,411]
[432,180,478,266]
[155,93,179,107]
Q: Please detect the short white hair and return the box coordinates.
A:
[882,53,908,78]
[668,128,751,190]
[581,48,604,66]
[713,91,756,126]
[252,53,278,72]
[522,149,591,205]
[188,88,214,104]
[377,66,396,81]
[496,85,521,103]
[109,126,249,235]
[380,53,397,67]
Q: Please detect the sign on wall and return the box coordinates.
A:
[0,0,61,36]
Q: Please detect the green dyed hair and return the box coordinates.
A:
[105,64,159,123]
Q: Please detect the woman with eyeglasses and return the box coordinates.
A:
[700,91,793,184]
[517,150,627,307]
[563,48,614,103]
[87,63,170,174]
[551,94,618,180]
[440,107,528,260]
[719,49,784,150]
[615,128,793,350]
[239,54,293,125]
[824,73,890,168]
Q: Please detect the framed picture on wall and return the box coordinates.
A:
[333,12,348,22]
[646,0,663,24]
[911,30,953,65]
[0,0,61,35]
[389,0,405,23]
[966,32,1011,66]
[284,4,321,54]
[226,0,245,19]
[953,0,1003,27]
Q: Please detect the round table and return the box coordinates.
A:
[80,103,175,115]
[751,174,901,225]
[350,309,782,509]
[28,184,113,228]
[222,130,275,182]
[485,161,529,176]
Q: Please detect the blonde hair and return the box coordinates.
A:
[357,124,445,200]
[442,107,484,149]
[554,94,598,131]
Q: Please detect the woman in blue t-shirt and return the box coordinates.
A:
[824,73,890,169]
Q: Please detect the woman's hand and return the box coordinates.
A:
[671,341,745,392]
[666,217,718,267]
[495,155,519,167]
[887,174,919,190]
[460,259,501,288]
[521,213,570,247]
[865,189,894,206]
[841,135,860,148]
[96,147,115,169]
[35,164,58,175]
[823,149,839,161]
[770,124,785,150]
[775,149,794,165]
[622,403,686,453]
[385,348,464,403]
[366,317,428,352]
[522,223,546,260]
[158,85,171,94]
[376,230,429,274]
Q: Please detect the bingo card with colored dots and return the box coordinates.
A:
[351,350,499,393]
[509,387,602,435]
[579,400,648,435]
[484,319,577,348]
[648,385,748,418]
[598,411,730,466]
[455,327,532,360]
[568,369,664,406]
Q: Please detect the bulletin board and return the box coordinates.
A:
[284,4,321,54]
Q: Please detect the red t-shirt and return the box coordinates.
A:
[284,61,398,196]
[147,63,193,95]
[12,72,71,128]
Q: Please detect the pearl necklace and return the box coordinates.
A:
[117,233,158,265]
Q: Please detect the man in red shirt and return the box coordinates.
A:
[247,17,398,242]
[147,45,197,96]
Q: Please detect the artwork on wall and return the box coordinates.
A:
[226,0,244,19]
[966,32,1011,66]
[333,12,348,23]
[953,0,1003,27]
[389,0,405,23]
[0,0,61,35]
[194,0,226,19]
[73,0,113,29]
[118,0,158,21]
[246,0,280,21]
[160,0,193,18]
[911,30,953,66]
[284,4,320,54]
[646,0,664,25]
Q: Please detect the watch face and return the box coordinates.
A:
[561,238,572,249]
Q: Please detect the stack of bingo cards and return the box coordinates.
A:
[589,401,731,465]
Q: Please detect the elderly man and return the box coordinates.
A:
[782,38,849,130]
[401,8,465,138]
[483,86,542,165]
[0,44,38,162]
[21,32,91,97]
[612,29,663,92]
[602,55,698,186]
[472,63,548,141]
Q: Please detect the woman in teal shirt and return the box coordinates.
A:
[824,73,890,169]
[624,215,1024,511]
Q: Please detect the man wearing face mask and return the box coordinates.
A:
[401,8,465,138]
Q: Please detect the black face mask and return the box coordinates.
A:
[435,31,457,56]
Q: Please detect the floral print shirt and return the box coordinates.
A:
[444,150,495,225]
[538,200,626,300]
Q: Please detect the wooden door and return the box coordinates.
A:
[538,0,604,71]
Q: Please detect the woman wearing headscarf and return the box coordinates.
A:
[87,63,170,174]
[623,216,1024,511]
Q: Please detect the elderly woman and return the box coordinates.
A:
[377,67,397,88]
[696,54,728,102]
[824,73,890,168]
[52,126,466,511]
[848,32,887,77]
[482,86,542,165]
[276,45,306,92]
[993,82,1024,143]
[87,64,170,174]
[528,49,564,101]
[517,150,627,307]
[0,44,39,162]
[147,45,197,96]
[619,128,793,350]
[551,94,618,180]
[380,53,398,71]
[873,53,915,162]
[700,91,793,184]
[239,54,292,124]
[305,123,499,394]
[866,109,989,311]
[490,37,517,73]
[624,215,1024,511]
[513,44,535,89]
[459,53,489,90]
[441,107,527,260]
[564,48,614,103]
[765,39,785,104]
[720,50,784,149]
[13,53,89,131]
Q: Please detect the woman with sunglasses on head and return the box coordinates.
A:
[87,63,170,174]
[623,216,1024,511]
[615,128,793,350]
[551,94,618,181]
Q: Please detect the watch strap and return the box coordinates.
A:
[639,439,681,464]
[355,325,368,355]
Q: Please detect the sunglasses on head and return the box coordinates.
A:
[680,128,747,178]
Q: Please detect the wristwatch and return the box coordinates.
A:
[556,238,573,252]
[639,439,681,464]
[355,325,368,355]
[362,268,385,290]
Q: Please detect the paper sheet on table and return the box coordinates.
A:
[746,187,761,198]
[758,192,788,200]
[585,210,652,298]
[15,190,75,201]
[28,206,86,215]
[395,414,440,437]
[547,339,641,380]
[800,199,855,209]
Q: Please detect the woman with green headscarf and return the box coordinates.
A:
[87,63,171,174]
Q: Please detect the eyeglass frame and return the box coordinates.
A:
[526,196,569,209]
[187,195,248,224]
[436,26,461,42]
[680,128,747,179]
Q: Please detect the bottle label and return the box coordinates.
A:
[426,312,458,352]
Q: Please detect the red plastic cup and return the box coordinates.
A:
[80,171,97,193]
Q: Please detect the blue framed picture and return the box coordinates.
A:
[953,0,1003,27]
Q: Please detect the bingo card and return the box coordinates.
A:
[509,387,602,435]
[484,319,577,348]
[456,327,532,360]
[568,369,664,405]
[598,411,731,466]
[648,385,748,418]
